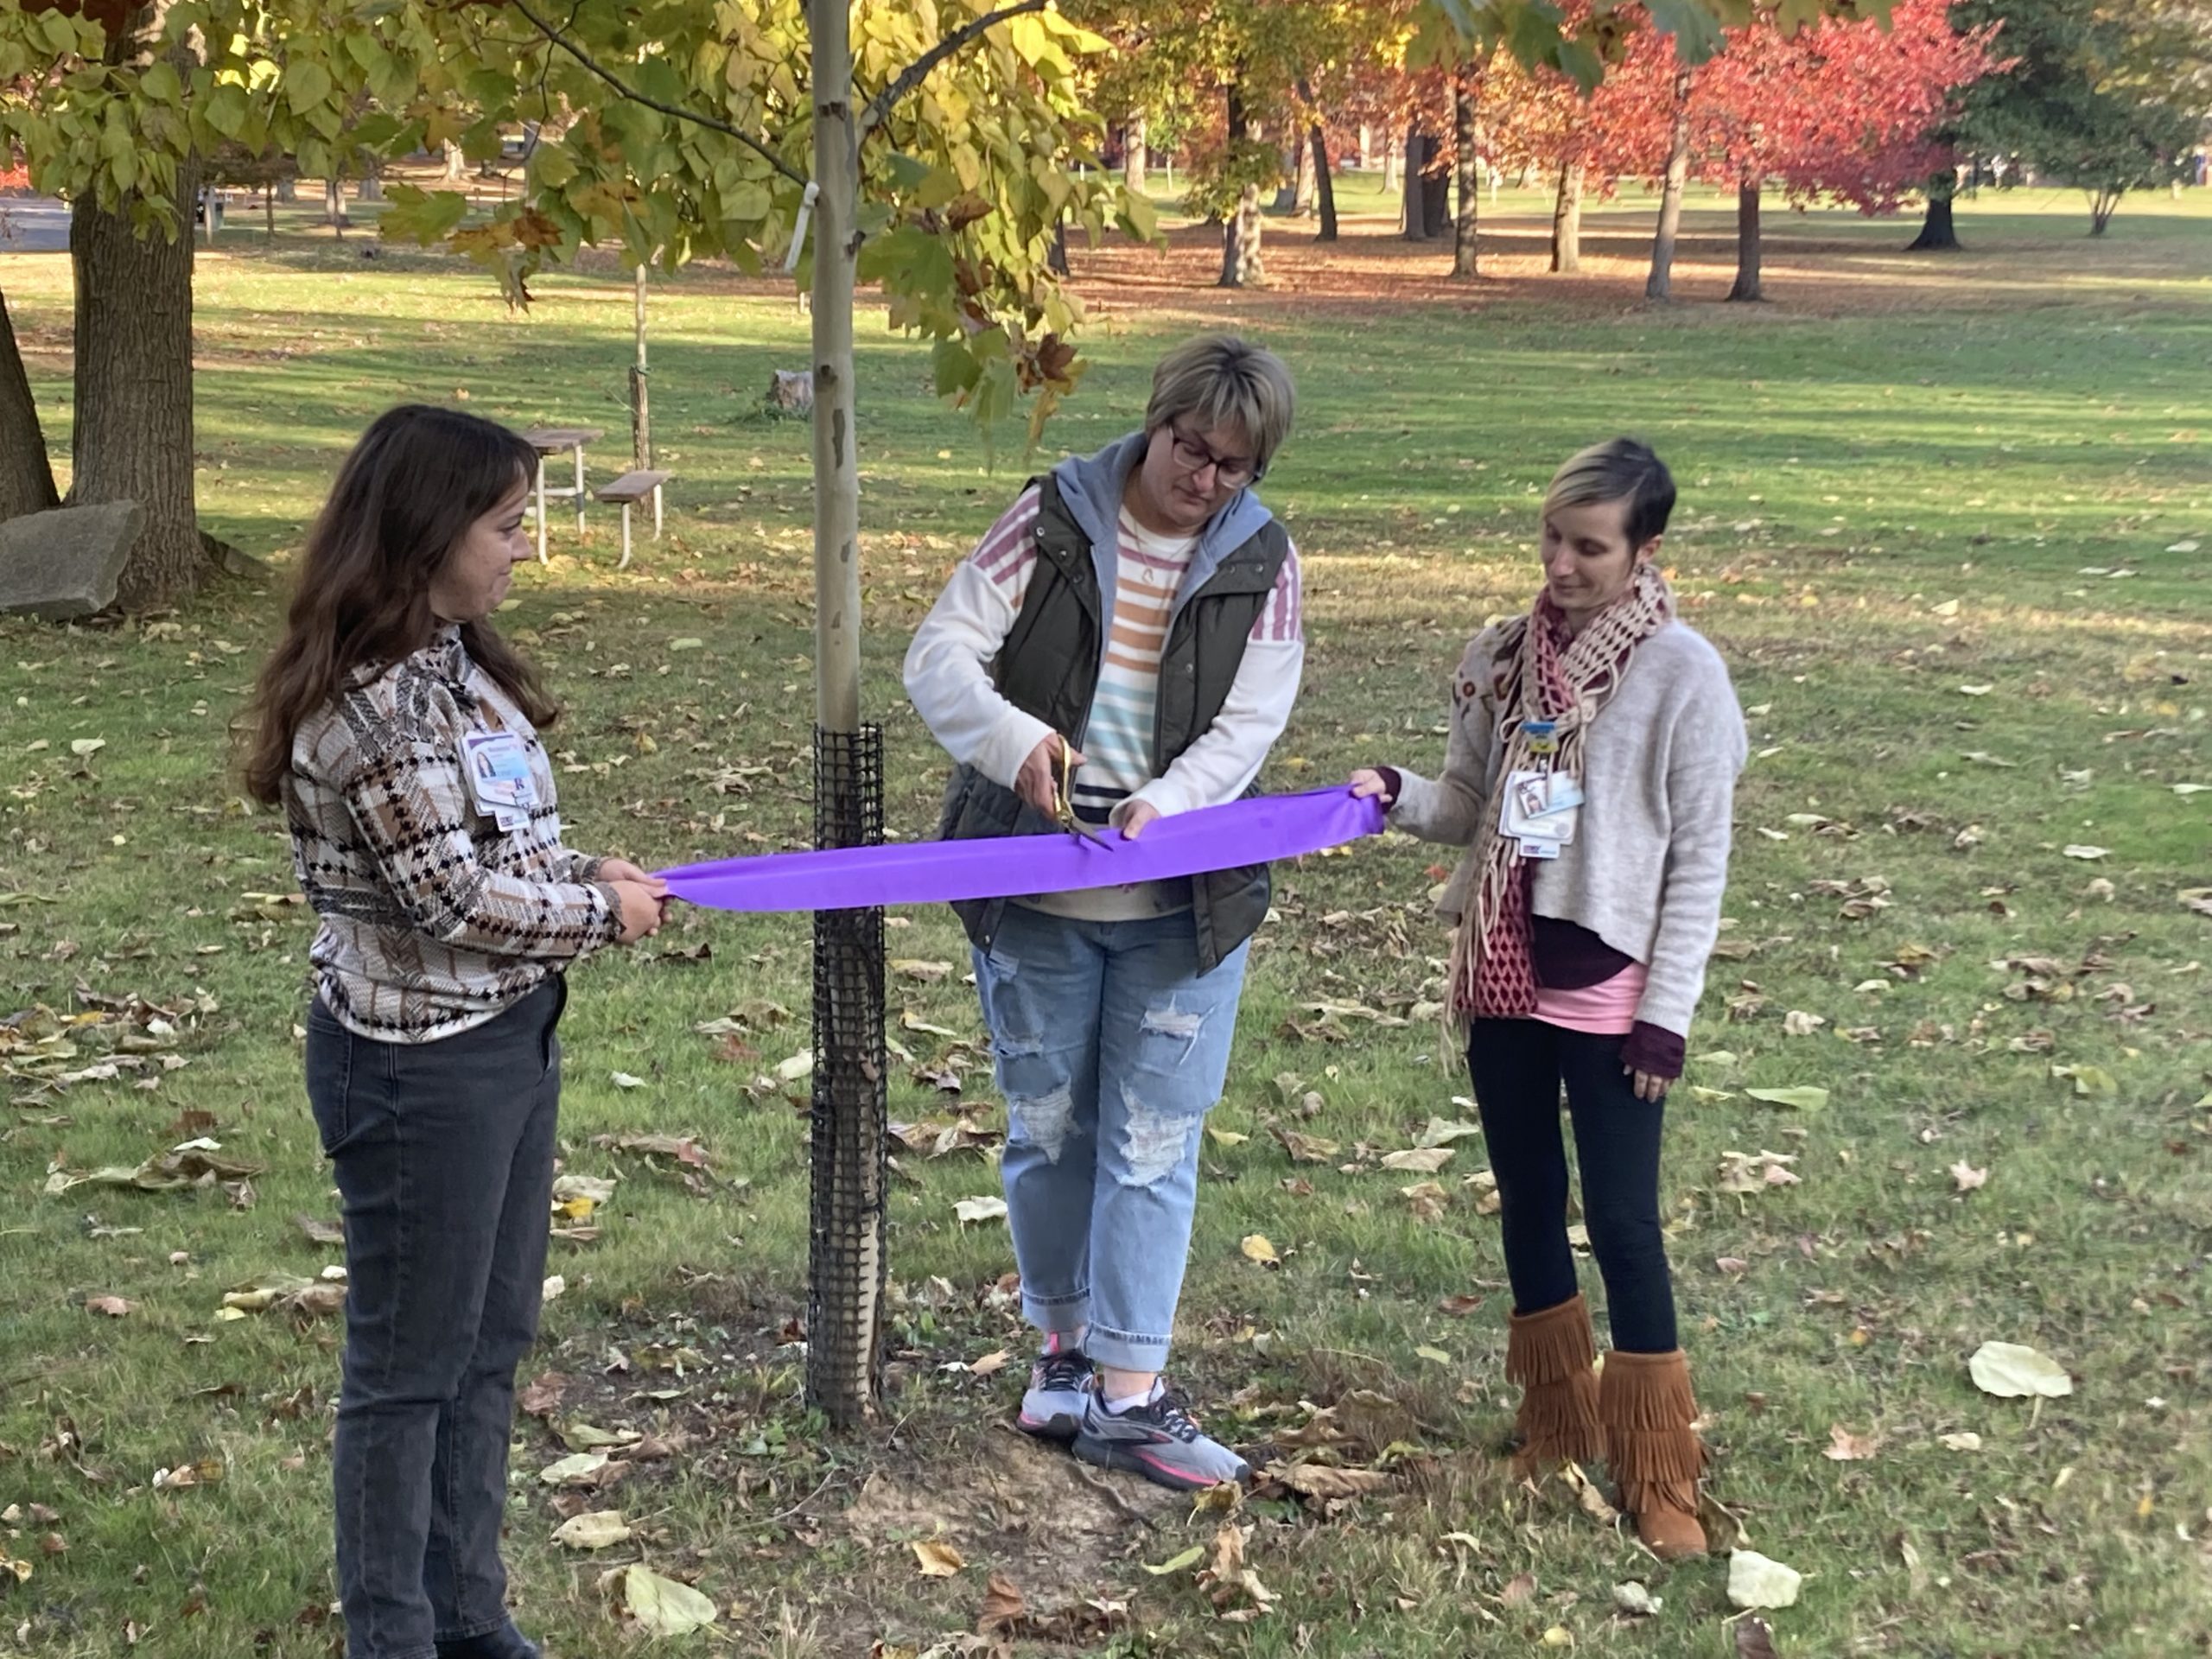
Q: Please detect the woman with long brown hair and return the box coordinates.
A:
[245,404,666,1659]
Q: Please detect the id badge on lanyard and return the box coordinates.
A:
[462,730,539,834]
[1499,718,1583,860]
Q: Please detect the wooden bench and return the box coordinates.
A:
[520,425,604,563]
[594,469,672,569]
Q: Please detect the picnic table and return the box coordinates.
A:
[520,426,604,563]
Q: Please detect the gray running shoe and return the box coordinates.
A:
[1071,1384,1250,1491]
[1017,1346,1093,1441]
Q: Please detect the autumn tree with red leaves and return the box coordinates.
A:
[1684,0,2001,300]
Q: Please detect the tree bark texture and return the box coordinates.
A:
[1727,176,1764,302]
[1644,68,1693,302]
[1219,183,1264,286]
[1908,190,1958,251]
[1123,112,1147,192]
[1552,161,1584,272]
[0,284,60,523]
[1452,69,1481,278]
[1402,123,1427,239]
[1311,124,1338,241]
[1382,139,1400,197]
[67,157,204,608]
[1292,129,1315,216]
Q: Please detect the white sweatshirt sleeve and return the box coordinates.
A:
[901,490,1056,791]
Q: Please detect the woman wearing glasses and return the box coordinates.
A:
[905,334,1301,1490]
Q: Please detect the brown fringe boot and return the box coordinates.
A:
[1504,1294,1602,1476]
[1599,1348,1708,1560]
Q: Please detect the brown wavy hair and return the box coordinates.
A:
[241,405,556,806]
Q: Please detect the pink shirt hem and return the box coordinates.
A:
[1532,963,1648,1037]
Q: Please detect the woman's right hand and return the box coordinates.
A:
[611,880,668,944]
[1349,768,1394,801]
[1015,733,1084,816]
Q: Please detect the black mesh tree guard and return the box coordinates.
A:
[806,724,889,1424]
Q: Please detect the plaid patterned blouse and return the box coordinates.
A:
[285,625,620,1042]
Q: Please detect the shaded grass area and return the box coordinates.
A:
[2,193,2209,1656]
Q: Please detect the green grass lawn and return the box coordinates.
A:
[2,186,2209,1657]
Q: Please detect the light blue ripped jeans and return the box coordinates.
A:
[972,903,1249,1374]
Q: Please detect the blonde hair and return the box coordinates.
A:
[1143,334,1295,478]
[1543,437,1676,548]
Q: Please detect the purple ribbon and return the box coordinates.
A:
[656,787,1387,913]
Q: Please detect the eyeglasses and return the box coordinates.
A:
[1167,423,1262,489]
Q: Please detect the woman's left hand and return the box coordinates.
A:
[598,857,668,899]
[1626,1066,1671,1103]
[1114,800,1161,840]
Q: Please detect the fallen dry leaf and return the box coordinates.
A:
[1272,1464,1389,1500]
[1823,1424,1882,1462]
[1950,1160,1989,1192]
[977,1572,1027,1636]
[1381,1147,1452,1174]
[1968,1341,2072,1399]
[85,1295,133,1318]
[1239,1234,1281,1267]
[912,1540,965,1578]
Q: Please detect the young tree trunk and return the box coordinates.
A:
[1644,67,1694,302]
[264,188,276,238]
[1402,123,1427,238]
[276,175,297,201]
[1452,68,1481,278]
[357,153,384,202]
[1382,138,1400,197]
[1311,124,1338,242]
[1123,112,1147,191]
[802,0,887,1431]
[1292,128,1316,216]
[324,176,347,238]
[443,140,467,183]
[1726,175,1764,302]
[0,283,61,523]
[1048,213,1070,276]
[67,162,206,608]
[1907,175,1959,250]
[1358,124,1373,169]
[1219,182,1264,286]
[1551,160,1585,272]
[2089,187,2121,235]
[632,262,650,471]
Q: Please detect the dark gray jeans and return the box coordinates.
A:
[306,977,564,1659]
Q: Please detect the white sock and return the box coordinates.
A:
[1103,1380,1163,1415]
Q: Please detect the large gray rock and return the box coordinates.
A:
[0,501,144,620]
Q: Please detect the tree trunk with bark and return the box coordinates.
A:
[1402,123,1427,238]
[443,140,467,183]
[1727,176,1764,302]
[1311,124,1338,242]
[1292,128,1315,216]
[1452,68,1481,278]
[0,284,60,524]
[67,159,206,608]
[1644,68,1694,302]
[1907,156,1960,251]
[1552,161,1585,272]
[1123,112,1147,192]
[324,176,347,238]
[357,152,384,202]
[1219,182,1265,286]
[2089,187,2122,235]
[1382,139,1400,197]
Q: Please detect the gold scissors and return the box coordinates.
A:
[1053,741,1115,850]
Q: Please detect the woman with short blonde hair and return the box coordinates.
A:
[905,334,1303,1491]
[1355,437,1746,1559]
